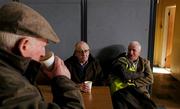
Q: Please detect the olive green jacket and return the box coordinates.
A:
[0,48,84,109]
[110,53,154,97]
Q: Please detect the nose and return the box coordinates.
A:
[43,49,46,57]
[40,55,45,59]
[128,50,133,56]
[81,52,86,57]
[40,49,46,59]
[130,50,133,54]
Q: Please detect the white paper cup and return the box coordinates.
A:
[84,81,92,93]
[40,51,55,70]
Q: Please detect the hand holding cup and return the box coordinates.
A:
[40,51,55,70]
[41,52,71,79]
[80,81,92,93]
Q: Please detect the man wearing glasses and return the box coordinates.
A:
[65,41,104,92]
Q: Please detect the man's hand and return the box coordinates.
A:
[78,83,90,93]
[42,56,71,79]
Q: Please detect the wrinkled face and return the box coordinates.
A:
[20,37,48,62]
[74,42,90,64]
[127,44,140,62]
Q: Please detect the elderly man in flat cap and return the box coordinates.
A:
[0,2,84,109]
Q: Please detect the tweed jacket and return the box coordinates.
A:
[0,48,84,109]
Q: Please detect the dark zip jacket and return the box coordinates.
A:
[65,54,104,86]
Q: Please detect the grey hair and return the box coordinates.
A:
[129,41,142,52]
[74,41,90,51]
[0,32,24,51]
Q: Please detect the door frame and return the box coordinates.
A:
[161,5,176,67]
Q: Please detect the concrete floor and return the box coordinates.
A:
[151,73,180,109]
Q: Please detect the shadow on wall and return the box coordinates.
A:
[94,44,126,81]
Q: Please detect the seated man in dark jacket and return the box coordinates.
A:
[0,2,84,109]
[65,41,104,92]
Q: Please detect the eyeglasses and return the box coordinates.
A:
[76,49,90,54]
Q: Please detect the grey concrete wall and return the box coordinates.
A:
[0,0,151,60]
[87,0,151,58]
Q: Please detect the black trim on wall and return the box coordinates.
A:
[12,0,20,1]
[148,0,157,68]
[81,0,87,42]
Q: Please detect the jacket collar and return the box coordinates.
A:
[0,48,41,75]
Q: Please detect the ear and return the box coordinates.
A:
[18,38,31,57]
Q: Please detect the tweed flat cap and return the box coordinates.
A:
[0,2,60,43]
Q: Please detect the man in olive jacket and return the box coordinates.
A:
[110,41,153,97]
[0,2,84,109]
[110,41,155,109]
